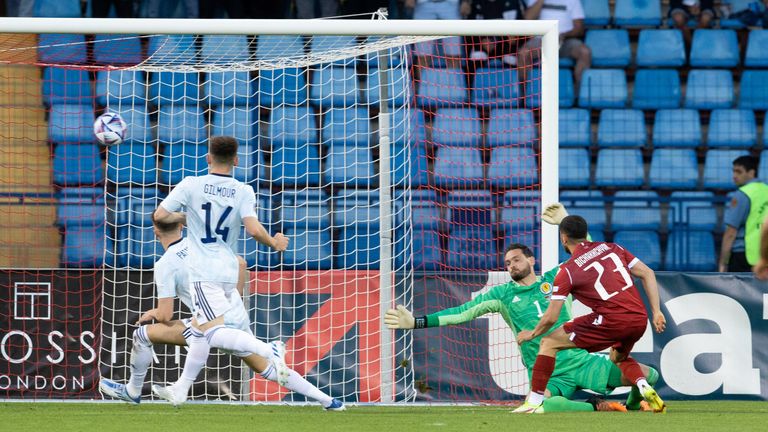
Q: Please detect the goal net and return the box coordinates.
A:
[0,17,557,403]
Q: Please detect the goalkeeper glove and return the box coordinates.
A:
[384,305,415,329]
[542,202,568,225]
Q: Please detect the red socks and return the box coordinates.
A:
[530,354,556,394]
[618,357,645,384]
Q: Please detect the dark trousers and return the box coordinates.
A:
[728,252,752,272]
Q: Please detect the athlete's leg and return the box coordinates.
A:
[242,353,336,408]
[526,326,578,407]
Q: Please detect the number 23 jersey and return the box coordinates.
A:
[160,173,257,284]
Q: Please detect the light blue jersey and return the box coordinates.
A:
[154,238,192,309]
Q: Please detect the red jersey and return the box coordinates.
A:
[552,241,648,319]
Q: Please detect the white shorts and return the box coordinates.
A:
[190,281,252,332]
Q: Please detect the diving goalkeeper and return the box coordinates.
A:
[385,203,658,413]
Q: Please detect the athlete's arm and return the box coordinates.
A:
[385,287,506,329]
[517,299,564,344]
[243,216,288,251]
[236,255,248,296]
[136,297,174,325]
[630,260,666,333]
[718,226,738,272]
[153,206,186,225]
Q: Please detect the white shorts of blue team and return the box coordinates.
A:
[189,281,251,332]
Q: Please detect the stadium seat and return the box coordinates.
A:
[49,104,94,144]
[762,150,768,182]
[333,201,380,270]
[256,35,305,60]
[323,146,374,186]
[268,105,318,149]
[310,35,356,57]
[107,107,150,146]
[707,109,756,149]
[280,190,331,230]
[391,143,430,187]
[210,105,258,146]
[595,149,644,188]
[43,67,93,106]
[613,0,661,26]
[765,116,768,146]
[362,36,405,68]
[156,106,207,145]
[258,68,307,106]
[205,71,253,107]
[578,69,627,109]
[703,149,750,189]
[559,109,591,147]
[583,0,611,26]
[283,228,333,270]
[487,109,537,147]
[159,142,208,185]
[364,68,410,107]
[416,68,467,109]
[632,69,681,110]
[613,231,661,270]
[127,225,162,268]
[270,144,323,186]
[448,226,497,270]
[665,230,717,271]
[433,147,484,189]
[597,109,646,148]
[447,189,493,223]
[684,70,734,110]
[53,144,104,186]
[34,0,81,17]
[668,191,718,231]
[95,70,146,108]
[107,143,158,185]
[585,29,631,67]
[321,106,370,148]
[636,30,686,67]
[431,108,482,148]
[525,68,574,108]
[559,147,591,188]
[738,70,768,110]
[745,30,768,67]
[611,191,661,231]
[149,71,200,107]
[488,146,538,189]
[409,227,442,270]
[560,190,608,231]
[471,67,520,108]
[147,35,197,64]
[93,34,143,65]
[503,189,541,227]
[232,142,265,184]
[62,225,105,268]
[652,109,701,148]
[38,33,87,64]
[391,108,426,148]
[649,148,698,189]
[56,198,104,227]
[690,30,740,68]
[309,66,359,107]
[201,35,250,64]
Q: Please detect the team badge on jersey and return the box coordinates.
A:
[540,282,552,296]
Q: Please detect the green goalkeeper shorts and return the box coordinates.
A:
[546,353,616,399]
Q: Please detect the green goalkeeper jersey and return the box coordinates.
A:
[425,267,592,379]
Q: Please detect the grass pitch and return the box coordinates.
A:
[3,401,767,432]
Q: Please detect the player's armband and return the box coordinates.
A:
[414,316,427,329]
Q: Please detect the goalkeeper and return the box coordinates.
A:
[385,203,659,413]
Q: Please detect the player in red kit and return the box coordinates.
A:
[514,212,667,413]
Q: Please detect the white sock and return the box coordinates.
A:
[528,392,545,406]
[204,325,272,359]
[636,378,651,393]
[261,364,333,407]
[175,330,210,397]
[126,326,153,397]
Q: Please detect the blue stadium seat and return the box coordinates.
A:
[280,190,331,230]
[49,104,94,144]
[738,70,768,110]
[585,29,631,67]
[95,70,146,108]
[43,67,92,106]
[632,69,681,109]
[309,66,359,107]
[559,109,591,147]
[53,144,104,187]
[488,147,538,189]
[333,200,380,269]
[270,144,322,186]
[391,143,429,187]
[364,68,410,107]
[391,108,426,147]
[416,68,467,109]
[561,69,575,108]
[156,106,207,145]
[93,34,142,65]
[34,0,80,16]
[107,143,157,185]
[707,109,756,149]
[762,150,768,182]
[665,231,716,271]
[149,71,200,107]
[611,191,661,231]
[690,30,740,68]
[233,142,265,184]
[636,30,686,67]
[487,109,537,147]
[309,35,356,55]
[560,190,607,231]
[703,149,750,189]
[268,106,318,149]
[649,148,698,189]
[256,35,305,60]
[258,68,307,106]
[595,149,644,187]
[501,199,539,233]
[57,197,104,227]
[597,109,646,147]
[324,146,374,186]
[526,68,574,108]
[614,0,661,26]
[411,190,441,229]
[205,71,253,107]
[283,229,333,270]
[410,227,442,270]
[765,116,768,146]
[159,143,208,185]
[127,225,162,268]
[362,36,405,68]
[652,109,701,148]
[745,30,768,67]
[433,147,484,189]
[321,106,370,147]
[38,33,87,64]
[448,226,497,270]
[201,35,250,64]
[684,70,734,109]
[472,67,520,108]
[559,148,591,188]
[668,191,718,231]
[108,107,150,145]
[63,225,105,268]
[613,231,661,270]
[503,189,541,226]
[147,35,196,64]
[432,108,482,148]
[578,69,627,109]
[583,0,610,26]
[210,105,258,146]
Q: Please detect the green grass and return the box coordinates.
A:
[2,401,767,432]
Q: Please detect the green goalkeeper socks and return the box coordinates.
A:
[541,396,595,412]
[626,367,659,410]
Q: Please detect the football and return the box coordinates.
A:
[93,111,127,146]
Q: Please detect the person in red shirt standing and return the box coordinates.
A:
[514,212,667,413]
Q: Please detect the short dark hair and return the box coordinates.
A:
[560,215,589,240]
[503,243,533,258]
[209,136,238,165]
[151,210,181,233]
[733,155,758,174]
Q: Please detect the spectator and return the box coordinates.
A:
[719,156,768,273]
[142,0,199,18]
[720,0,768,27]
[92,0,133,17]
[407,0,472,69]
[670,0,715,46]
[466,0,528,66]
[199,0,287,18]
[293,0,339,18]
